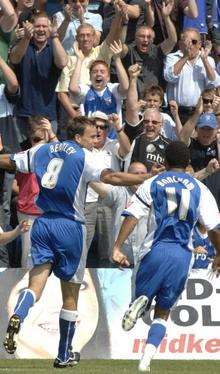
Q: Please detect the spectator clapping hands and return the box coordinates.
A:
[200,40,212,61]
[63,3,73,22]
[22,20,34,40]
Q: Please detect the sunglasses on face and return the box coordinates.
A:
[203,98,213,104]
[96,125,109,130]
[191,39,199,45]
[143,119,161,125]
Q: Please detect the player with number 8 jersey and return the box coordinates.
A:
[0,117,151,368]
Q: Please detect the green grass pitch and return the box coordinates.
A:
[0,360,220,374]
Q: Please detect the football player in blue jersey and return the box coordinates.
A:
[112,141,220,372]
[0,116,150,368]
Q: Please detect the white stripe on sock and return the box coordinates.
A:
[64,321,71,361]
[14,289,36,314]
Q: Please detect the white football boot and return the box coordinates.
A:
[122,295,148,331]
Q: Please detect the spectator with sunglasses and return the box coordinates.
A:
[85,111,131,267]
[164,28,219,124]
[124,63,182,145]
[201,87,220,115]
[130,108,170,172]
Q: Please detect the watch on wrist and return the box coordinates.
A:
[51,32,59,39]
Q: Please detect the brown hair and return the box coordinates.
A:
[28,115,48,143]
[89,60,110,74]
[135,26,155,39]
[201,88,216,98]
[143,85,164,103]
[66,116,96,139]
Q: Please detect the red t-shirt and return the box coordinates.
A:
[16,172,41,216]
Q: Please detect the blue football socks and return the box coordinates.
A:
[14,288,36,322]
[147,318,167,347]
[57,309,78,362]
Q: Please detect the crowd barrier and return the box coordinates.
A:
[0,268,219,359]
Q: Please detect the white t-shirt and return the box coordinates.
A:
[86,137,124,203]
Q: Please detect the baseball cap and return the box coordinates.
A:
[197,113,218,129]
[90,111,108,121]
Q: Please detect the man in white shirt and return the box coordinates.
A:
[85,111,131,266]
[164,28,219,124]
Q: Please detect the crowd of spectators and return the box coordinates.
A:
[0,0,220,268]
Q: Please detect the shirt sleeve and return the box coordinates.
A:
[4,86,20,105]
[164,52,181,83]
[123,180,153,220]
[197,180,220,230]
[108,82,121,97]
[78,83,90,98]
[205,56,218,86]
[10,144,43,173]
[53,11,65,28]
[56,56,76,92]
[83,149,104,183]
[92,13,103,32]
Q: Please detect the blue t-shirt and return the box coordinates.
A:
[45,0,64,16]
[183,0,207,33]
[12,141,103,222]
